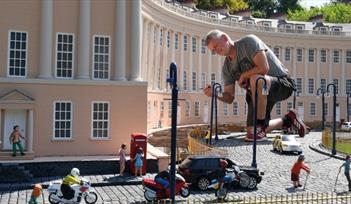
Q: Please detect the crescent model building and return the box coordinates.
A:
[0,0,350,158]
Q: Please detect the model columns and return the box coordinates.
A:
[130,0,141,81]
[27,109,33,153]
[114,0,127,81]
[39,0,53,78]
[77,0,91,79]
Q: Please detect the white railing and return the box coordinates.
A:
[151,0,351,37]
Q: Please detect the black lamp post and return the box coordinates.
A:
[347,93,350,122]
[252,77,268,168]
[316,88,326,130]
[166,62,178,204]
[326,83,337,155]
[209,82,222,145]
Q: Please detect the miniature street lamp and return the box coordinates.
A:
[316,88,326,130]
[252,77,268,168]
[166,62,178,204]
[209,83,222,145]
[326,83,337,155]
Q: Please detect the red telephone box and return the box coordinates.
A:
[130,133,147,175]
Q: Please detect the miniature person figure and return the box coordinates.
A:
[133,147,143,177]
[28,183,42,204]
[203,30,307,141]
[155,169,170,196]
[9,125,25,156]
[61,168,82,201]
[205,125,211,145]
[339,155,351,192]
[291,154,310,188]
[119,144,127,176]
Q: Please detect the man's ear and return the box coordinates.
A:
[220,34,227,42]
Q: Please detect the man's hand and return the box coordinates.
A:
[238,75,249,89]
[203,85,212,97]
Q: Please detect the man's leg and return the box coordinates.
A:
[249,75,271,121]
[345,172,351,191]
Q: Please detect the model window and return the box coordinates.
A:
[285,48,291,61]
[183,71,187,91]
[223,103,228,116]
[168,101,172,118]
[211,73,216,85]
[346,50,351,63]
[308,78,314,94]
[333,50,340,63]
[194,101,200,117]
[333,79,339,94]
[296,48,302,62]
[308,49,314,62]
[192,37,196,53]
[159,28,163,46]
[8,31,27,77]
[324,103,328,116]
[201,73,206,90]
[54,101,72,139]
[56,33,74,78]
[320,49,327,63]
[346,79,351,95]
[92,102,109,138]
[296,78,303,94]
[201,39,206,54]
[287,102,293,112]
[192,72,197,91]
[167,31,170,48]
[93,36,110,80]
[183,35,188,51]
[273,47,280,59]
[233,101,239,115]
[157,67,161,90]
[174,33,179,50]
[275,102,281,116]
[185,101,190,117]
[310,103,316,116]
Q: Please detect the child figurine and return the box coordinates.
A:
[28,184,42,204]
[291,154,310,188]
[133,147,143,177]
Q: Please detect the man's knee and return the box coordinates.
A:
[249,75,270,89]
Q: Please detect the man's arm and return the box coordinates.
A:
[238,51,269,87]
[218,84,235,104]
[204,84,235,104]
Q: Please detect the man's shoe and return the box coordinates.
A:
[245,125,267,142]
[297,184,303,187]
[285,110,307,137]
[12,154,16,157]
[21,152,25,156]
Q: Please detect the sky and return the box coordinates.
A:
[299,0,332,9]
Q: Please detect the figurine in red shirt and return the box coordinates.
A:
[291,154,310,188]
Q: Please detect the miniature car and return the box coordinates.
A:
[177,155,263,190]
[272,135,302,154]
[341,122,351,131]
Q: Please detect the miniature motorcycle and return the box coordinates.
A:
[142,174,190,201]
[48,177,98,204]
[208,167,250,200]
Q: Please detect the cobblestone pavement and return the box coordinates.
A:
[1,132,351,203]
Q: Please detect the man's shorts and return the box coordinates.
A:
[291,173,299,182]
[246,76,295,127]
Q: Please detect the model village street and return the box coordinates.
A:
[0,131,349,203]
